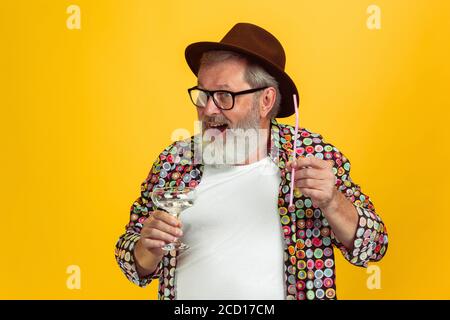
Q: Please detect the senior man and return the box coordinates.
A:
[115,23,388,300]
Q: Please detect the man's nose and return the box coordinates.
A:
[203,95,221,116]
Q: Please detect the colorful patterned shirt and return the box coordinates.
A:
[115,118,388,300]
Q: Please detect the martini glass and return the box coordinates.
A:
[150,186,195,251]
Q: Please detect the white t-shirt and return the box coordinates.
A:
[175,156,286,300]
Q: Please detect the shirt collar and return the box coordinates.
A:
[269,118,291,169]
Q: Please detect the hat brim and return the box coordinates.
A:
[185,41,298,118]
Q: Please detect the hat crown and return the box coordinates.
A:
[220,23,286,70]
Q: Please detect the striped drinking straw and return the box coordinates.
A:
[289,94,299,208]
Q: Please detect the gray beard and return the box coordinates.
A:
[200,103,264,167]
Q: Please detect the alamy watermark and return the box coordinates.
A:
[172,121,284,171]
[366,4,381,30]
[66,4,81,30]
[66,264,81,290]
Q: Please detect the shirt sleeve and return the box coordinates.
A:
[327,144,388,267]
[114,154,165,287]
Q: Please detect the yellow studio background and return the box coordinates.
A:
[1,0,449,299]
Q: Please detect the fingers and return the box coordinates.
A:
[298,187,321,199]
[139,210,184,248]
[139,237,167,250]
[286,156,333,170]
[295,178,325,190]
[150,210,182,227]
[143,218,183,239]
[294,167,328,180]
[142,228,179,244]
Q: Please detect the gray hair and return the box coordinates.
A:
[199,50,281,119]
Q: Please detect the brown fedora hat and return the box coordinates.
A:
[185,22,298,118]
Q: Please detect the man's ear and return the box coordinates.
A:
[259,87,276,118]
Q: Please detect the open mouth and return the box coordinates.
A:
[207,123,228,133]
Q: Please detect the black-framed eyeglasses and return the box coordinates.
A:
[187,86,268,110]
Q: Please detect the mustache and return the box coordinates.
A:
[201,116,230,126]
